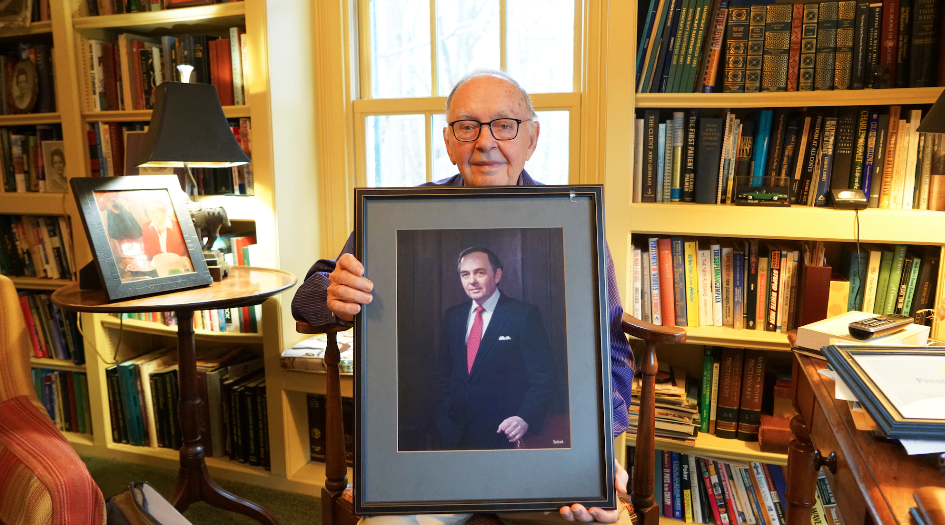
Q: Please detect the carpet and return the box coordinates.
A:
[81,455,322,525]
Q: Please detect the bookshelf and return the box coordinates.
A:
[600,0,945,481]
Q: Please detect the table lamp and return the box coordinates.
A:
[135,65,249,200]
[917,87,945,133]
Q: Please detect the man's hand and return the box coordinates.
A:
[497,416,529,442]
[559,459,629,523]
[327,254,374,321]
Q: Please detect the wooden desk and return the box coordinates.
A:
[785,353,945,525]
[52,266,296,525]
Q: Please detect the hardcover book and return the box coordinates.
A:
[799,3,820,91]
[715,347,745,439]
[701,0,731,92]
[737,349,766,442]
[813,116,839,207]
[761,4,793,91]
[850,1,870,88]
[746,5,767,92]
[814,2,839,90]
[696,118,725,203]
[830,106,859,190]
[787,3,803,91]
[723,6,750,92]
[865,3,883,88]
[833,1,856,89]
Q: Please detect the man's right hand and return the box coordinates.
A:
[327,253,374,321]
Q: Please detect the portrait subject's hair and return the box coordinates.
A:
[457,247,503,274]
[445,69,537,120]
[51,149,64,163]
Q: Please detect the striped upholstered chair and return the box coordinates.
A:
[0,275,106,525]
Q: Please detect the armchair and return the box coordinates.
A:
[297,311,685,525]
[0,275,106,525]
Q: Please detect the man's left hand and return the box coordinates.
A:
[497,416,529,442]
[558,459,629,523]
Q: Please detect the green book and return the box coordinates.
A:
[700,347,714,433]
[882,245,908,315]
[902,255,922,314]
[873,249,894,314]
[669,0,696,92]
[73,372,86,435]
[850,108,870,189]
[682,0,711,93]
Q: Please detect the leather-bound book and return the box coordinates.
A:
[715,347,744,439]
[736,349,766,442]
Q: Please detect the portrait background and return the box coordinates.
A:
[396,228,570,452]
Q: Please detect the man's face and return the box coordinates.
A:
[16,73,27,95]
[443,76,540,186]
[459,251,502,304]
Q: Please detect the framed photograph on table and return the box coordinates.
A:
[822,345,945,439]
[354,185,615,514]
[70,175,212,301]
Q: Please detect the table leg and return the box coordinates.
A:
[785,415,817,525]
[170,309,280,525]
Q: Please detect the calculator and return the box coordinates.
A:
[848,314,914,340]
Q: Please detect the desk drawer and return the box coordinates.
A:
[810,401,867,525]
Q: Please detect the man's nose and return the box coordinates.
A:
[474,123,498,149]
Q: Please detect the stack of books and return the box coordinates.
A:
[630,364,702,444]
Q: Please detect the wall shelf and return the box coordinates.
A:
[100,316,264,344]
[635,87,944,108]
[72,3,245,33]
[30,357,86,371]
[625,431,788,466]
[9,276,73,290]
[83,105,250,122]
[0,112,61,126]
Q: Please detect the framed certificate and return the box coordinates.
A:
[822,345,945,439]
[353,186,615,514]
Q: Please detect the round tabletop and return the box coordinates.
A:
[51,266,298,314]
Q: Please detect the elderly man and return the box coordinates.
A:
[292,70,634,524]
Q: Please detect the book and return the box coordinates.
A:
[685,238,701,327]
[787,3,804,91]
[696,118,725,203]
[799,3,820,91]
[850,2,871,89]
[672,236,690,326]
[813,116,840,207]
[746,5,767,92]
[659,238,677,326]
[882,244,909,315]
[715,347,745,439]
[814,2,840,90]
[833,1,857,89]
[737,349,766,442]
[722,6,750,93]
[649,238,664,326]
[701,347,714,434]
[307,393,326,461]
[760,4,793,92]
[699,242,714,326]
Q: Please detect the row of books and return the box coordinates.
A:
[80,29,247,113]
[637,0,944,94]
[84,0,242,16]
[0,215,76,280]
[634,105,945,210]
[0,44,56,115]
[31,369,92,435]
[105,346,271,468]
[307,393,355,467]
[19,291,84,364]
[0,126,66,193]
[628,237,938,333]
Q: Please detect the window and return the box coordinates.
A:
[354,0,581,187]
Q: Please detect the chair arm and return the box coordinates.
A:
[296,320,352,335]
[621,313,686,344]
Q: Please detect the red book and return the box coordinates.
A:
[719,463,742,525]
[66,372,79,433]
[101,42,119,111]
[108,122,124,176]
[131,41,147,110]
[879,0,900,86]
[699,458,723,525]
[787,3,803,91]
[657,238,676,326]
[215,38,234,106]
[18,296,43,357]
[208,39,223,103]
[87,128,101,177]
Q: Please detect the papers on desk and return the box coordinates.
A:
[796,311,930,352]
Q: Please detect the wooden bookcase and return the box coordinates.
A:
[598,0,945,501]
[0,0,333,496]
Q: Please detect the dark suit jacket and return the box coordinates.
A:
[435,293,555,450]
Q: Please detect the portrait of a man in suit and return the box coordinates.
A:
[434,246,556,450]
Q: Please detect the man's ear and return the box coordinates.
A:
[524,120,540,161]
[494,268,502,284]
[443,126,458,165]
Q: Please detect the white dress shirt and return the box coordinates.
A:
[465,290,501,343]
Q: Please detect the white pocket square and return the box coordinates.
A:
[498,336,512,341]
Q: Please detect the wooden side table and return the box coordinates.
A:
[52,266,297,525]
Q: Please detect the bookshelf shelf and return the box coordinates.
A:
[678,326,792,351]
[83,105,250,122]
[0,194,68,216]
[100,316,264,344]
[625,432,788,466]
[0,112,61,126]
[10,276,73,290]
[30,357,85,371]
[0,20,52,38]
[108,442,270,477]
[634,87,944,108]
[628,203,945,245]
[72,3,245,33]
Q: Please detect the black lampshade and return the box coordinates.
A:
[136,82,250,168]
[917,87,945,134]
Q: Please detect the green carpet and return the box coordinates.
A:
[81,455,322,525]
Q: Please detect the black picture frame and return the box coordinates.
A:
[354,185,615,515]
[70,175,212,301]
[822,345,945,439]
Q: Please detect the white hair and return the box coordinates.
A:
[445,69,537,120]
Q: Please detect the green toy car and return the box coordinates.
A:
[738,190,788,201]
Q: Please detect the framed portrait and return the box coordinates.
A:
[41,140,67,193]
[11,59,37,112]
[0,0,32,28]
[70,175,212,301]
[354,186,614,514]
[822,345,945,439]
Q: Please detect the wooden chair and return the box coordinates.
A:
[297,312,685,525]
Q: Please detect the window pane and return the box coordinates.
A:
[506,0,575,93]
[436,0,500,96]
[525,110,569,184]
[431,113,457,180]
[365,115,427,187]
[371,0,432,98]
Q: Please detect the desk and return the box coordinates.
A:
[785,353,945,525]
[52,266,296,525]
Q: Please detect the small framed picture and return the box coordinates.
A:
[11,59,38,113]
[70,175,212,301]
[0,0,32,28]
[823,345,945,439]
[353,186,615,514]
[41,141,67,193]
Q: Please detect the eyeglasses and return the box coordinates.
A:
[449,118,526,142]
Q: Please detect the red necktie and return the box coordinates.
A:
[467,305,485,373]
